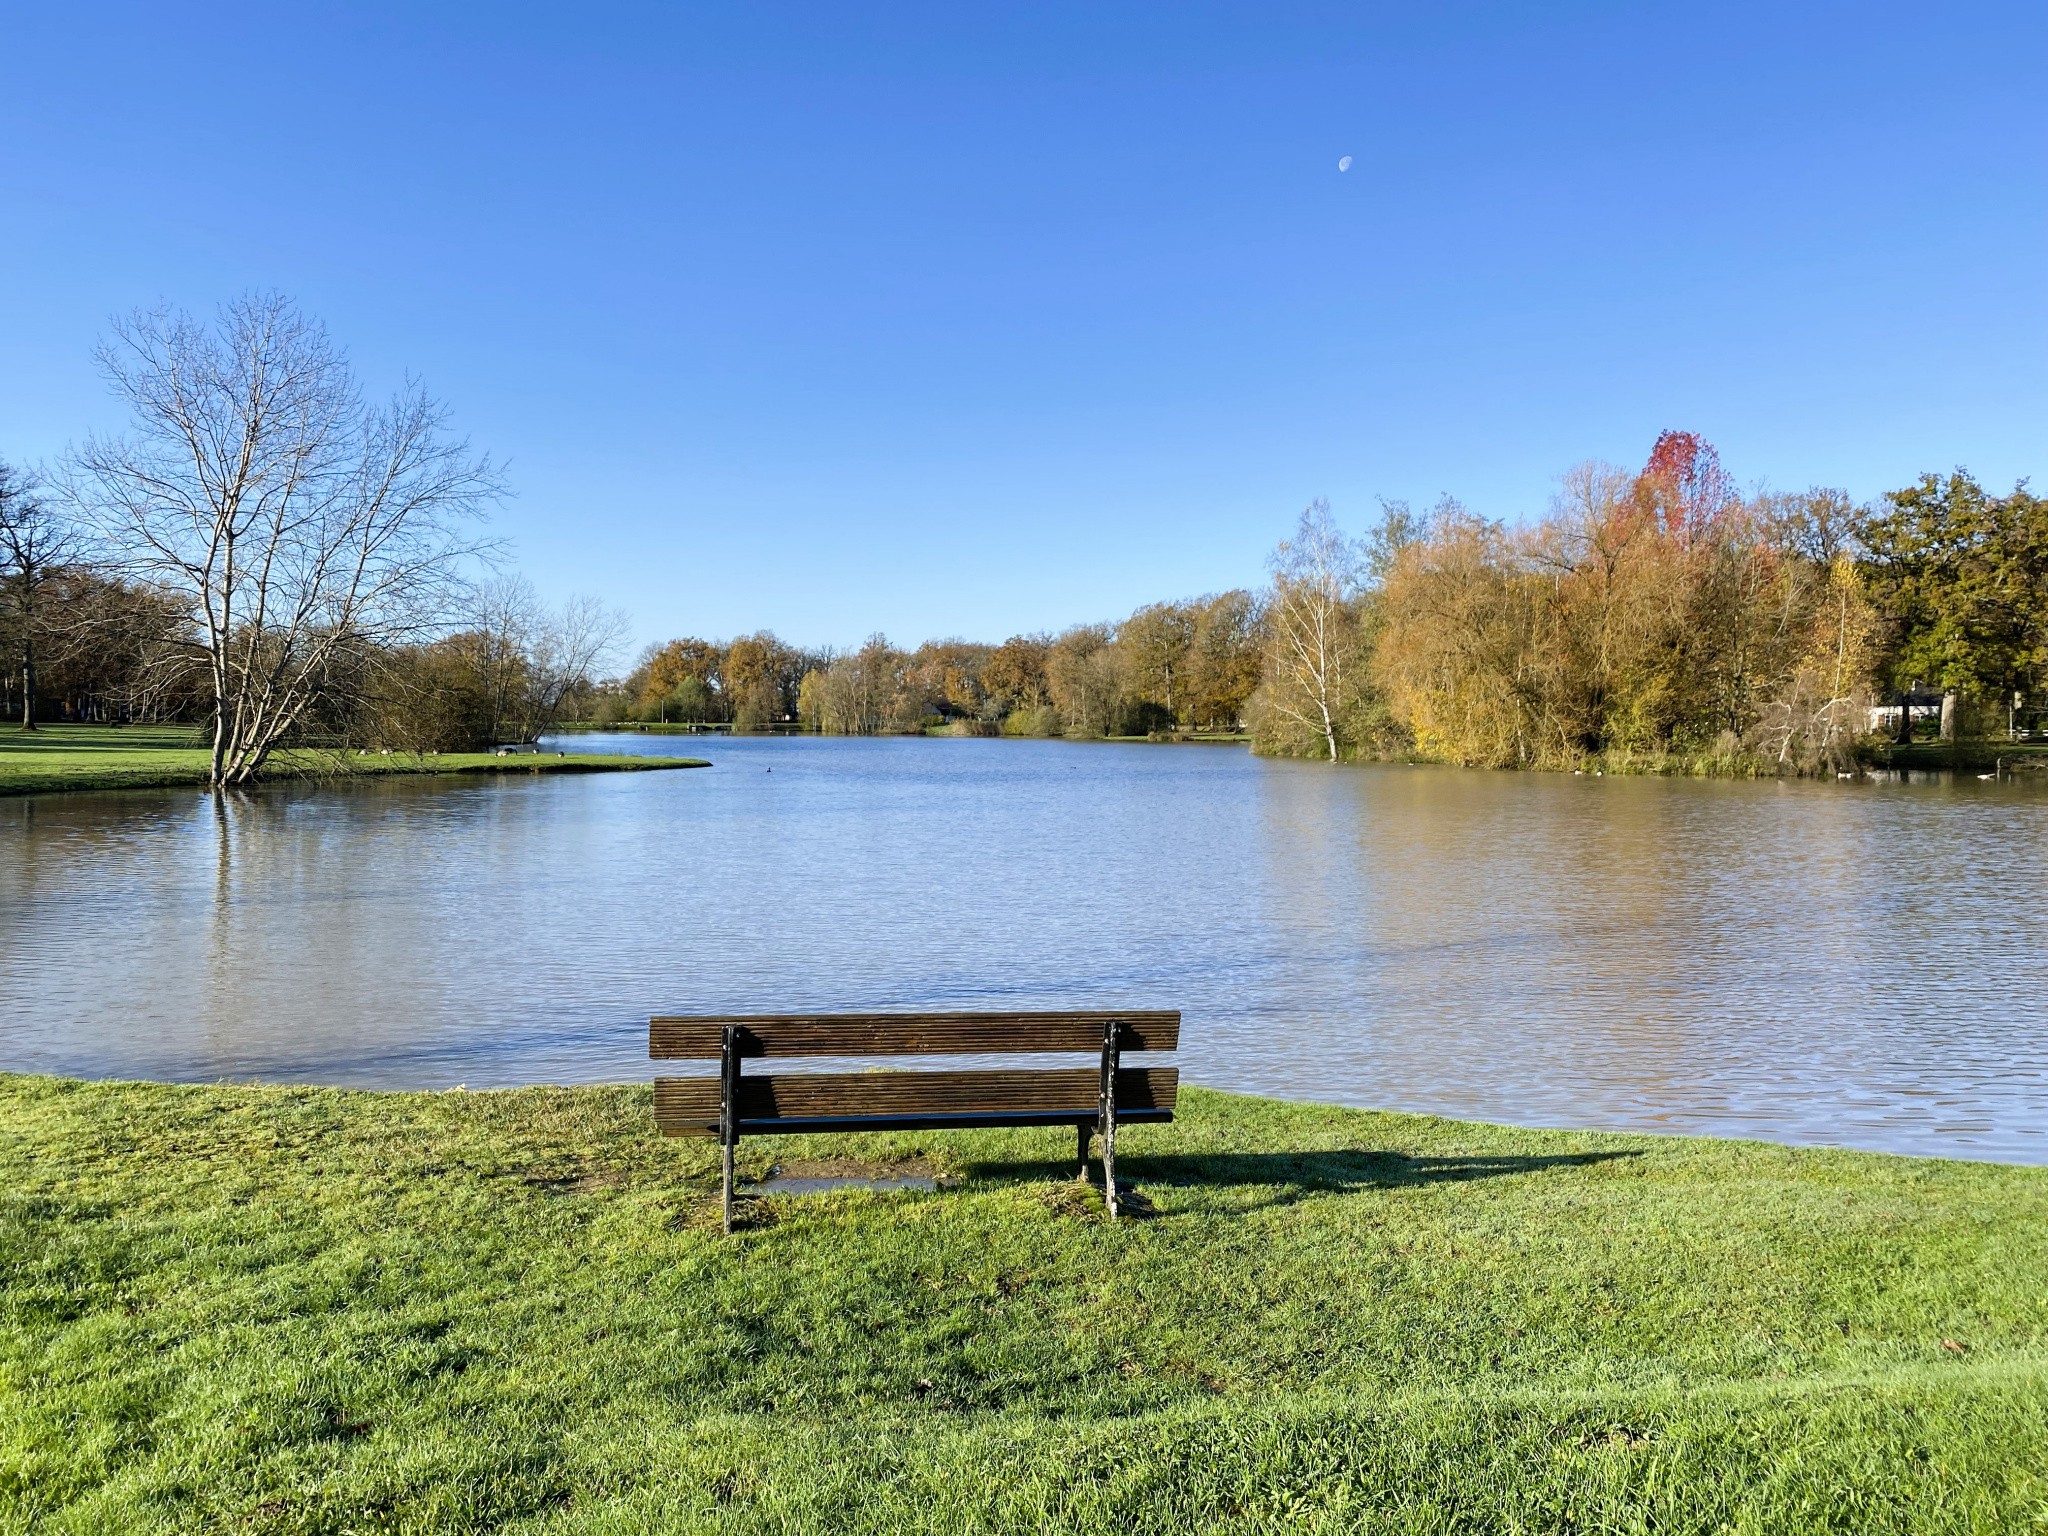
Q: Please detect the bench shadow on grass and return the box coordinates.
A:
[963,1148,1644,1214]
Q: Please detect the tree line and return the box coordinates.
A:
[599,432,2044,773]
[595,590,1262,739]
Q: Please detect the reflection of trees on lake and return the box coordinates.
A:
[1251,765,1907,1132]
[192,781,501,1076]
[208,790,268,1040]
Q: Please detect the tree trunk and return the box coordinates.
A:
[19,647,33,730]
[1895,692,1912,745]
[1940,691,1958,742]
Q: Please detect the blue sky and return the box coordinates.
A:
[3,2,2042,653]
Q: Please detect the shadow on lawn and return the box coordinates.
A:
[969,1148,1643,1212]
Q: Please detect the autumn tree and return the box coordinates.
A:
[903,639,994,721]
[1525,461,1673,754]
[1119,601,1195,729]
[1760,487,1859,566]
[724,633,784,726]
[1046,624,1128,736]
[1374,503,1551,766]
[1182,590,1263,732]
[462,575,541,743]
[983,634,1051,718]
[367,635,495,752]
[635,637,724,721]
[469,578,627,741]
[1358,435,1880,771]
[1635,429,1738,545]
[1748,550,1874,771]
[1679,508,1787,743]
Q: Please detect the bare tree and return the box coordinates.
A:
[1259,499,1360,761]
[68,294,501,784]
[512,586,631,740]
[432,577,629,744]
[465,573,543,744]
[0,458,83,729]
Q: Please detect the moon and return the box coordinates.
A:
[1338,155,1353,172]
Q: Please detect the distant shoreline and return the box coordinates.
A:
[546,720,2048,776]
[547,719,1253,745]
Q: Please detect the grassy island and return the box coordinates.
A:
[0,725,705,798]
[1,1076,2042,1533]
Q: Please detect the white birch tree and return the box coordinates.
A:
[1259,499,1361,761]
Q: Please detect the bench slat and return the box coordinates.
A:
[649,1010,1179,1059]
[654,1066,1178,1137]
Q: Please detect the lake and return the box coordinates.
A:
[4,734,2044,1163]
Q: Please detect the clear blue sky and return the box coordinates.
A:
[4,3,2042,653]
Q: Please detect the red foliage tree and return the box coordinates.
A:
[1637,430,1737,544]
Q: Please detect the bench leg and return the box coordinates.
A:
[1099,1020,1120,1219]
[720,1023,740,1235]
[1077,1121,1092,1180]
[1101,1111,1118,1218]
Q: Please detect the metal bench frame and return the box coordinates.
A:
[649,1010,1180,1231]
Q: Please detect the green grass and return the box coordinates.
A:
[3,1077,2042,1533]
[0,725,705,796]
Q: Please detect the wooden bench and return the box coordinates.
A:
[650,1010,1180,1231]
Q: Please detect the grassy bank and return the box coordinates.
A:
[549,723,777,736]
[2,1077,2042,1533]
[0,725,705,797]
[1253,737,2048,778]
[1867,740,2048,775]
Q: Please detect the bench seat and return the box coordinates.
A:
[654,1066,1178,1137]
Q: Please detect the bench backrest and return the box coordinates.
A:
[651,1009,1179,1058]
[649,1010,1179,1138]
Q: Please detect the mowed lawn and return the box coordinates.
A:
[0,724,215,794]
[0,725,700,796]
[1,1077,2042,1534]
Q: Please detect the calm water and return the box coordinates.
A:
[4,734,2045,1164]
